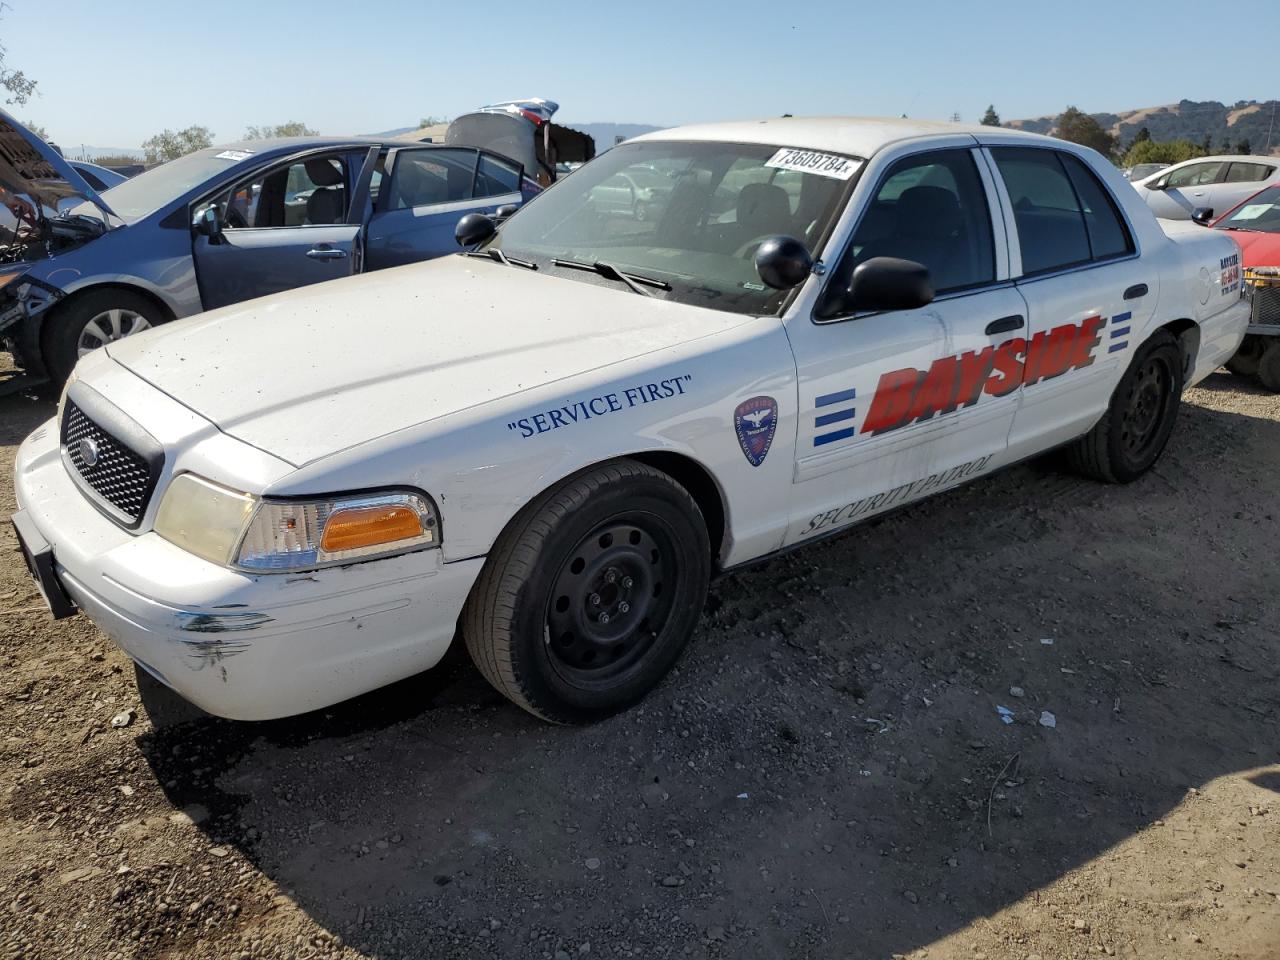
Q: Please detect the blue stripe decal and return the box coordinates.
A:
[1108,342,1128,353]
[1110,311,1132,325]
[814,427,856,446]
[1110,326,1131,338]
[815,407,856,427]
[815,388,857,407]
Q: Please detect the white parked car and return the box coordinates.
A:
[13,117,1249,724]
[1133,154,1280,221]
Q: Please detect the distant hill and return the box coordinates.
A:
[1009,100,1280,154]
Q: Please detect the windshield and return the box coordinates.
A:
[101,147,257,221]
[1218,186,1280,233]
[488,140,857,315]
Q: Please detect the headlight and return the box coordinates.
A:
[154,476,440,572]
[235,491,439,571]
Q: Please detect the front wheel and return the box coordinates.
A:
[462,460,710,723]
[1257,340,1280,392]
[42,289,167,385]
[1064,330,1183,483]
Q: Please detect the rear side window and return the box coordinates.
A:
[475,153,521,197]
[387,149,477,210]
[992,148,1132,275]
[1224,161,1275,184]
[1060,154,1133,261]
[1165,161,1225,188]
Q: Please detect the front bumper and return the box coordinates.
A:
[14,420,484,720]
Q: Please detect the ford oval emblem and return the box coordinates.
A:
[78,437,100,468]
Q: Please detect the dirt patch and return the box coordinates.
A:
[2,372,1279,960]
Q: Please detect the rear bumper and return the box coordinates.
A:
[14,419,484,721]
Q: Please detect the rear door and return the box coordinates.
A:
[986,145,1154,458]
[364,147,524,270]
[192,149,365,310]
[1207,160,1280,218]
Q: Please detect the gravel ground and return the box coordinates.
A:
[1,370,1278,960]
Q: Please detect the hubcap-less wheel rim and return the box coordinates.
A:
[77,308,151,357]
[1120,357,1171,459]
[545,517,678,684]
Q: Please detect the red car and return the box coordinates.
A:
[1211,184,1280,390]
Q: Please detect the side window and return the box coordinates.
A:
[220,154,349,229]
[1060,154,1134,261]
[1224,162,1275,184]
[992,148,1091,274]
[475,153,521,197]
[387,149,477,210]
[1165,161,1225,188]
[831,148,995,297]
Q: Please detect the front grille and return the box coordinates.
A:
[1245,268,1280,327]
[61,399,158,524]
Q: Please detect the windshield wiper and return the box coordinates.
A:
[462,248,538,270]
[551,258,670,297]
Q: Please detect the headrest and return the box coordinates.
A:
[896,186,961,236]
[305,158,344,187]
[737,182,791,228]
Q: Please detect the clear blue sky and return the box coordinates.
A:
[8,0,1272,150]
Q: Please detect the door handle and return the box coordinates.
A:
[985,314,1025,336]
[306,246,347,261]
[1124,283,1148,300]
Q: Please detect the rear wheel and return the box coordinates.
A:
[1257,340,1280,392]
[1225,334,1266,378]
[1065,330,1183,483]
[43,289,167,385]
[462,460,710,723]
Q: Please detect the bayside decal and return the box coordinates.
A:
[733,395,778,467]
[507,374,692,438]
[861,316,1106,436]
[1220,252,1240,296]
[802,453,994,536]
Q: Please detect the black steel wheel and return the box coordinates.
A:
[1065,330,1183,483]
[462,460,710,723]
[1225,334,1266,378]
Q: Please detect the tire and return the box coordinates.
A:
[461,459,711,723]
[1064,330,1183,483]
[1225,335,1266,378]
[42,289,167,385]
[1257,340,1280,392]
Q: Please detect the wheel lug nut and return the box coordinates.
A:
[589,593,601,606]
[618,602,630,614]
[622,576,634,589]
[599,612,610,624]
[604,570,617,584]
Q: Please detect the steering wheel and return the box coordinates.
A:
[733,234,777,259]
[223,204,248,229]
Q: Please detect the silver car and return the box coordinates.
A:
[0,111,537,387]
[1132,154,1280,220]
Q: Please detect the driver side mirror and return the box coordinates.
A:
[455,212,496,247]
[493,203,519,221]
[846,257,934,313]
[1191,207,1215,226]
[192,205,223,244]
[1147,178,1168,191]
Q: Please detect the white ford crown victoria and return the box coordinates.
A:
[13,118,1248,723]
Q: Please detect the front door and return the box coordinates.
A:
[784,146,1023,546]
[986,146,1157,457]
[193,150,363,310]
[365,148,524,270]
[1143,159,1226,220]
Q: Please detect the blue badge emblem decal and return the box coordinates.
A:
[734,395,778,467]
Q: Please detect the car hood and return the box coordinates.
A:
[107,256,752,466]
[0,108,115,219]
[1220,228,1280,266]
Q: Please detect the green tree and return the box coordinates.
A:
[141,125,214,164]
[1236,139,1251,155]
[92,154,141,167]
[0,4,35,106]
[243,121,317,139]
[418,116,442,128]
[1053,106,1115,157]
[1133,126,1151,144]
[980,105,1001,127]
[1200,133,1212,154]
[1122,138,1206,167]
[23,119,46,140]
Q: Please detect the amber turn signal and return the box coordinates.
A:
[320,505,425,553]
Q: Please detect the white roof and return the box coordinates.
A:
[632,116,1049,158]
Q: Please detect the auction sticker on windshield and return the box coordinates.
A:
[765,148,861,180]
[215,150,254,162]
